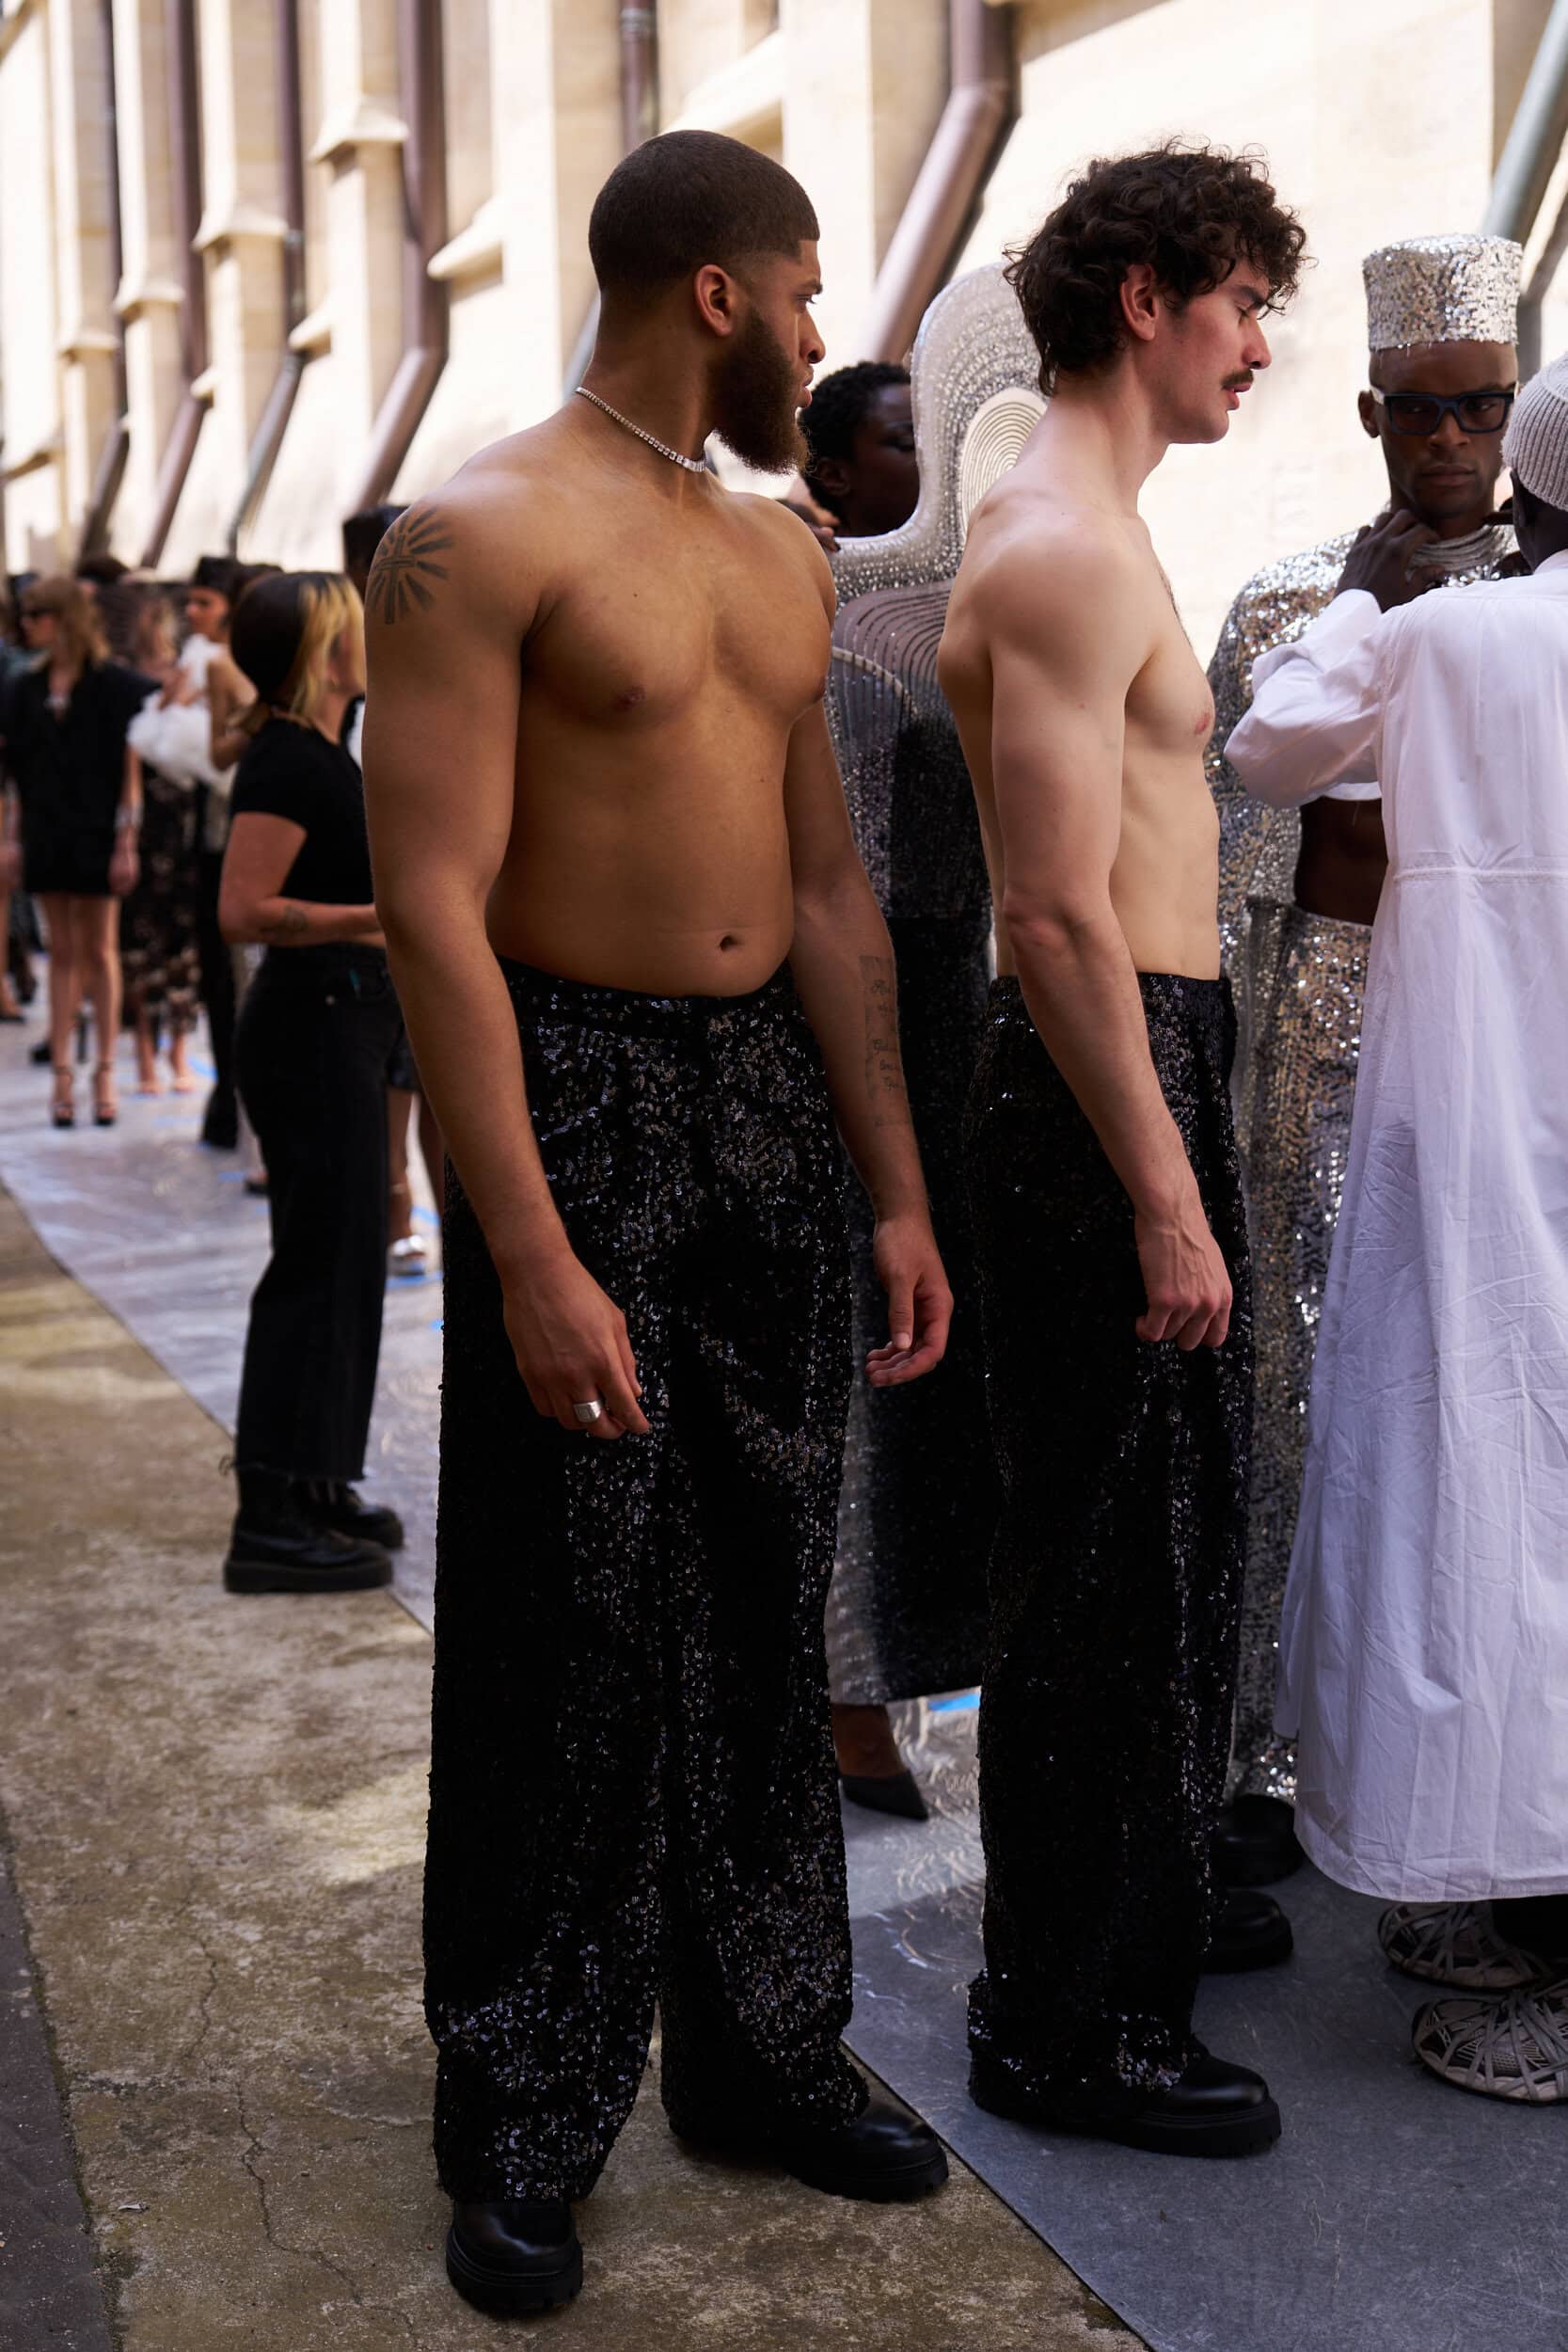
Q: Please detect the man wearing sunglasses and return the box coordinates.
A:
[1204,234,1521,1902]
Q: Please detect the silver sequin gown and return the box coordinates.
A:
[822,580,998,1708]
[1208,517,1513,1803]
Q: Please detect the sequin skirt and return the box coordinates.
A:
[424,958,864,2202]
[827,910,997,1707]
[964,974,1253,2111]
[1230,899,1368,1803]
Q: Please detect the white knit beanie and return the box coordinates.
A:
[1504,351,1568,506]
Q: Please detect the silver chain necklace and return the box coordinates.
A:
[576,385,707,474]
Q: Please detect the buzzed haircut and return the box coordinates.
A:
[589,129,818,302]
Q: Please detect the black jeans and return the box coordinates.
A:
[193,834,237,1102]
[424,959,864,2205]
[233,946,398,1480]
[965,975,1254,2115]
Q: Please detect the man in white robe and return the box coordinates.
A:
[1227,352,1568,2101]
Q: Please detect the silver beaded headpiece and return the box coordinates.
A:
[831,263,1045,600]
[1362,234,1521,353]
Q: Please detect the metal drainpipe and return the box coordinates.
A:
[859,0,1014,365]
[1488,0,1568,378]
[140,0,207,567]
[620,4,657,153]
[225,0,306,550]
[342,0,449,516]
[78,0,131,560]
[563,4,659,398]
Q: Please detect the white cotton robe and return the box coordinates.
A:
[1226,557,1568,1899]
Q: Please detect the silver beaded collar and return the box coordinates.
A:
[575,386,708,474]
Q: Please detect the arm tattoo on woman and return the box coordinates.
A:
[860,955,912,1129]
[259,902,310,943]
[365,506,454,626]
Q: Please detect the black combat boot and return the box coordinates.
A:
[302,1480,405,1552]
[224,1465,392,1594]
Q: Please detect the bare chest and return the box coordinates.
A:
[532,524,829,735]
[1127,592,1214,755]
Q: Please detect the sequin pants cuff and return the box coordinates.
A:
[423,958,866,2204]
[1229,900,1369,1804]
[964,975,1253,2109]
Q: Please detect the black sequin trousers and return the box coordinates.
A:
[425,959,866,2204]
[964,975,1253,2115]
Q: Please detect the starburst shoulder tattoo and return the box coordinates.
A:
[365,505,454,625]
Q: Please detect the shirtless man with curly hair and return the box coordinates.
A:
[941,145,1306,2158]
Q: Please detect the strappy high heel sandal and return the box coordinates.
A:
[92,1062,118,1128]
[51,1064,75,1129]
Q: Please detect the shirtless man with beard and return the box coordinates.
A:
[940,145,1305,2158]
[362,130,951,2319]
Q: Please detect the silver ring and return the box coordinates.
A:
[572,1399,604,1426]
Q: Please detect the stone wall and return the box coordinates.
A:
[0,0,1562,665]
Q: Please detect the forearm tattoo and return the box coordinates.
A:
[365,505,453,626]
[861,956,912,1130]
[259,901,310,943]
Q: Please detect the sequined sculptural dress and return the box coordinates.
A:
[424,962,864,2203]
[1210,525,1512,1809]
[965,976,1252,2112]
[822,580,997,1707]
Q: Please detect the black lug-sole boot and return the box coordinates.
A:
[224,1466,392,1594]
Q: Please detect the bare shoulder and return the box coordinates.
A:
[730,488,836,614]
[365,421,578,633]
[959,487,1144,644]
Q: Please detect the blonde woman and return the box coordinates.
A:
[2,576,148,1125]
[217,572,402,1593]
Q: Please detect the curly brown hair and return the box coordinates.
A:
[1006,143,1307,384]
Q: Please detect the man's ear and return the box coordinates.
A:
[811,456,852,509]
[1118,262,1162,347]
[694,263,742,340]
[1357,389,1379,440]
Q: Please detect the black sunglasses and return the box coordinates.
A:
[1369,387,1516,437]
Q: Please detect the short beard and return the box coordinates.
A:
[710,308,808,475]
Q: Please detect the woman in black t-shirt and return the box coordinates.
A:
[1,577,150,1126]
[217,571,403,1596]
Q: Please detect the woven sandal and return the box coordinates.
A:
[1413,1976,1568,2102]
[1378,1901,1546,1991]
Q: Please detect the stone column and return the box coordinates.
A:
[0,0,66,567]
[189,0,286,505]
[46,0,121,540]
[109,0,184,559]
[490,0,620,428]
[308,0,405,514]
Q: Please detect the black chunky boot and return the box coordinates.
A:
[445,2201,582,2316]
[224,1465,392,1594]
[298,1479,405,1552]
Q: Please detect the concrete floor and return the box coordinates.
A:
[0,1178,1138,2351]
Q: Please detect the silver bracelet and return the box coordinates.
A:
[114,810,139,836]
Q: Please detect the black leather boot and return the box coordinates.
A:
[1212,1793,1305,1886]
[972,2046,1281,2158]
[669,2088,948,2201]
[303,1480,405,1552]
[1204,1887,1294,1974]
[445,2201,582,2316]
[224,1466,392,1594]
